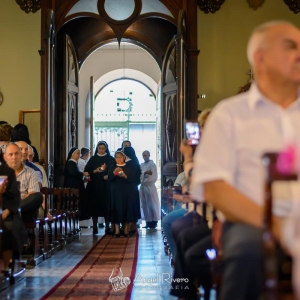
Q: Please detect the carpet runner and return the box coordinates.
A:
[41,234,139,300]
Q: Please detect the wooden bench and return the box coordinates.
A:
[70,188,80,237]
[23,219,44,266]
[40,187,60,254]
[47,187,65,249]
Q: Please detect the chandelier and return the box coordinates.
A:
[197,0,226,14]
[284,0,300,13]
[15,0,41,13]
[247,0,265,10]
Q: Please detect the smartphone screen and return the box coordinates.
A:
[0,176,8,185]
[185,121,200,146]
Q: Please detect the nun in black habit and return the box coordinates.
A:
[84,141,114,234]
[108,150,138,237]
[63,147,90,220]
[123,146,141,232]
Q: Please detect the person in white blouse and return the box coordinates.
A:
[78,147,90,172]
[190,21,300,300]
[139,151,160,229]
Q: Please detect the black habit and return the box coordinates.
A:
[84,154,114,218]
[107,162,140,223]
[63,159,88,220]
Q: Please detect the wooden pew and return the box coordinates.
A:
[49,187,65,249]
[40,187,60,254]
[70,188,80,237]
[23,219,44,266]
[0,193,10,289]
[263,153,296,300]
[61,188,74,243]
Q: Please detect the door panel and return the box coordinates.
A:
[161,10,187,187]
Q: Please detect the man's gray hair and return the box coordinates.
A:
[27,144,33,153]
[247,20,293,66]
[4,142,20,154]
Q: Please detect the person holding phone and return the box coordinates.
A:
[168,109,214,300]
[0,148,26,270]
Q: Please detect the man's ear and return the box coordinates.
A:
[253,48,264,69]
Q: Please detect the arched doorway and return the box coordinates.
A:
[40,0,199,188]
[93,78,157,162]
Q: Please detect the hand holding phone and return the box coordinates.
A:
[0,176,8,194]
[185,120,200,146]
[0,176,8,186]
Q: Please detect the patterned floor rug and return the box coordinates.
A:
[41,234,139,300]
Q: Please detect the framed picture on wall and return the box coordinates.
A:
[19,110,40,156]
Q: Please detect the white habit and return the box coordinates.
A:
[139,160,160,222]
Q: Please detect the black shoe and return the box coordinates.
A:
[142,222,150,228]
[149,221,158,229]
[113,234,120,238]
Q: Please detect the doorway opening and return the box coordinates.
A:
[94,78,157,165]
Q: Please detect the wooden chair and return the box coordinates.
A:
[40,187,60,254]
[70,188,80,236]
[263,152,296,300]
[60,188,73,243]
[23,218,44,266]
[49,187,65,249]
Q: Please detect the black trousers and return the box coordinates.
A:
[170,212,212,299]
[20,192,43,222]
[219,222,264,300]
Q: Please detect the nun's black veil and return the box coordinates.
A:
[94,141,111,156]
[66,147,78,162]
[123,146,139,165]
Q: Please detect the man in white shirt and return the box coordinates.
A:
[15,140,43,188]
[190,21,300,299]
[4,143,43,223]
[140,151,160,229]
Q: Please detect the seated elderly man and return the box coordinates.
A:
[191,21,300,299]
[15,141,43,189]
[4,143,43,223]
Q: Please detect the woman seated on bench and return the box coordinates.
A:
[0,148,26,271]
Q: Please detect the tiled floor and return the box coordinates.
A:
[0,224,178,300]
[131,227,176,300]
